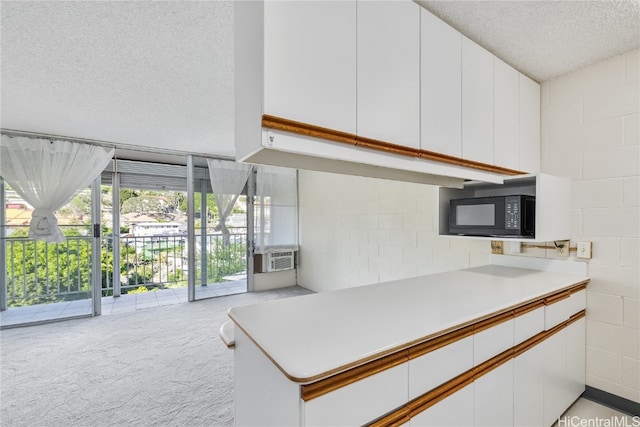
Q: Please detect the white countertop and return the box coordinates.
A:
[228,265,589,383]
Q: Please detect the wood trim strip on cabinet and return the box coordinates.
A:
[570,283,588,294]
[472,347,514,379]
[301,350,409,402]
[544,289,571,305]
[408,324,475,360]
[368,406,412,427]
[369,309,587,427]
[567,309,586,325]
[298,281,589,402]
[262,114,356,146]
[261,115,525,176]
[405,370,475,418]
[514,299,545,316]
[473,310,515,334]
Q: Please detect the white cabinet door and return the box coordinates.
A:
[474,319,514,366]
[474,360,514,427]
[494,57,520,170]
[263,1,357,134]
[303,362,409,426]
[566,318,586,409]
[519,74,541,174]
[514,342,545,427]
[462,36,494,165]
[421,8,462,157]
[543,329,567,426]
[357,0,420,148]
[411,383,474,427]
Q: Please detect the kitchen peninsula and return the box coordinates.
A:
[228,264,589,426]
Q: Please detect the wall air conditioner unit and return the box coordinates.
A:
[266,251,295,272]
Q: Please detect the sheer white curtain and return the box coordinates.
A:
[0,135,114,243]
[206,159,252,245]
[254,165,298,253]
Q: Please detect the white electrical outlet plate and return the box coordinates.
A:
[555,240,570,257]
[510,241,521,253]
[577,241,592,259]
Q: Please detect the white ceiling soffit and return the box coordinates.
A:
[418,0,640,82]
[0,1,235,158]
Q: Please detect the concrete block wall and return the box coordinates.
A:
[541,48,639,403]
[297,171,490,293]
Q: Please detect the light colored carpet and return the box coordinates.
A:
[0,286,312,427]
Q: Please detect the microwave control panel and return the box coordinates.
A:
[505,195,521,230]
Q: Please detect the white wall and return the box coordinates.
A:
[297,171,490,293]
[541,49,639,403]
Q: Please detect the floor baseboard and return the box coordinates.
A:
[582,386,640,417]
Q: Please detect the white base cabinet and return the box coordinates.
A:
[475,360,514,427]
[231,280,587,427]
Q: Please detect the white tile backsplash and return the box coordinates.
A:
[626,49,639,84]
[582,207,639,237]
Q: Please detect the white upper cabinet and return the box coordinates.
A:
[421,8,462,157]
[494,57,520,170]
[519,74,541,174]
[462,37,494,165]
[357,0,420,148]
[263,1,357,134]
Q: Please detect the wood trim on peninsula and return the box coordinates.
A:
[261,114,526,176]
[300,281,589,402]
[366,309,588,427]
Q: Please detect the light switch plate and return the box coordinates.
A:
[577,241,592,259]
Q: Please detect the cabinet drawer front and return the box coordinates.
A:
[514,307,545,345]
[568,289,586,315]
[474,319,514,366]
[545,296,573,330]
[409,336,473,400]
[303,362,408,426]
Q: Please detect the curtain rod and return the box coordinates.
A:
[0,128,236,162]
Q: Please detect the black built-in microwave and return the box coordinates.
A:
[449,195,535,238]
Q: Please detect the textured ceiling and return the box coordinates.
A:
[1,1,235,158]
[418,0,640,82]
[1,1,639,160]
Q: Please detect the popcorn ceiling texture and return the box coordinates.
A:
[418,0,640,82]
[0,1,235,157]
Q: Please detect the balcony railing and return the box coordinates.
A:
[3,226,247,308]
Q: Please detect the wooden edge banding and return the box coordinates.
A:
[473,310,515,334]
[355,135,420,158]
[473,347,514,379]
[261,115,526,176]
[568,309,587,325]
[262,114,356,146]
[301,350,408,402]
[371,311,586,426]
[545,290,571,305]
[570,283,588,294]
[407,371,475,417]
[513,330,547,358]
[515,299,545,316]
[367,406,412,427]
[409,324,474,360]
